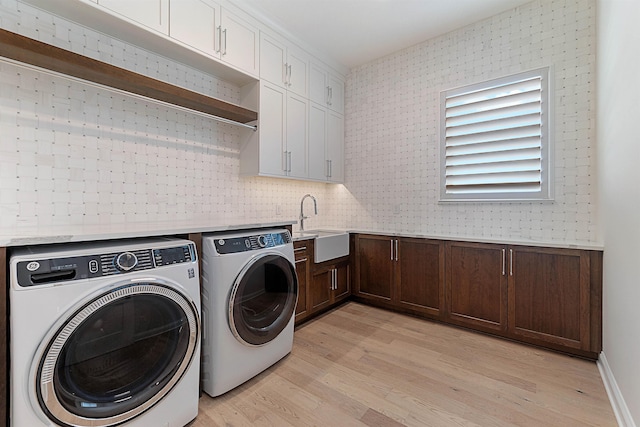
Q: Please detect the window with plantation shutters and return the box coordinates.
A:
[440,67,552,201]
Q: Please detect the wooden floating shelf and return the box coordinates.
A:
[0,28,258,125]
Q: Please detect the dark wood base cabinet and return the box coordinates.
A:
[508,246,602,355]
[446,242,507,333]
[294,240,311,323]
[294,239,350,325]
[354,234,602,360]
[354,234,445,320]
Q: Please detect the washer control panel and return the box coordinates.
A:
[213,231,291,254]
[15,243,195,288]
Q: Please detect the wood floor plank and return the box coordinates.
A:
[197,302,616,426]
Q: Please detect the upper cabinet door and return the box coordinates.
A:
[327,74,344,114]
[260,33,287,88]
[326,110,344,183]
[309,62,328,106]
[260,33,309,98]
[258,82,287,177]
[309,61,344,113]
[169,0,219,57]
[285,92,308,179]
[308,102,327,181]
[99,0,169,34]
[220,9,258,76]
[286,46,309,98]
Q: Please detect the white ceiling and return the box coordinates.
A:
[239,0,534,71]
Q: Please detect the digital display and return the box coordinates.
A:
[154,246,191,265]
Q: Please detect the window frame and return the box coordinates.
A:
[439,67,553,202]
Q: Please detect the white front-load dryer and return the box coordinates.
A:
[201,229,297,397]
[9,238,201,427]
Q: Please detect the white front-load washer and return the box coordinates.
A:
[9,238,201,427]
[201,229,297,397]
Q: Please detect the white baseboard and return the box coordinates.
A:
[598,351,637,427]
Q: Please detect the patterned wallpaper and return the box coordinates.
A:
[342,0,598,244]
[0,0,598,245]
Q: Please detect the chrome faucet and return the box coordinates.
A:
[299,194,317,231]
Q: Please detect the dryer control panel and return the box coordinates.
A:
[213,231,292,254]
[15,243,195,288]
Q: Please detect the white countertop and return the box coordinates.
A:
[1,222,604,251]
[293,227,604,251]
[0,219,297,247]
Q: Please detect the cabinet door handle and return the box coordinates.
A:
[326,86,331,105]
[329,87,333,106]
[395,239,398,261]
[334,269,337,290]
[390,240,394,260]
[222,28,227,55]
[501,249,506,276]
[509,249,513,276]
[283,62,288,85]
[283,150,288,172]
[288,64,292,86]
[295,257,308,263]
[326,159,330,178]
[329,160,332,178]
[216,26,222,53]
[288,151,292,172]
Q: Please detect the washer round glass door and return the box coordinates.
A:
[229,253,298,346]
[35,282,199,427]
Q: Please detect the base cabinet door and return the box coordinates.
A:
[508,246,591,351]
[294,240,311,323]
[446,241,508,333]
[396,238,444,318]
[355,235,393,302]
[310,268,332,312]
[310,260,350,314]
[333,262,350,302]
[355,234,444,318]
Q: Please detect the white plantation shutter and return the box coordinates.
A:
[440,68,552,200]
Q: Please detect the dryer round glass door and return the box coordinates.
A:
[229,253,298,346]
[34,282,199,427]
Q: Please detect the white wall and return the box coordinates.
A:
[342,0,598,245]
[597,0,640,425]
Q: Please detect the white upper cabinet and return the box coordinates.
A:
[308,102,344,183]
[285,92,309,178]
[243,81,307,179]
[260,32,309,98]
[326,109,344,182]
[169,0,218,56]
[308,103,327,181]
[220,9,259,76]
[310,61,344,114]
[256,81,287,177]
[169,0,258,76]
[98,0,169,33]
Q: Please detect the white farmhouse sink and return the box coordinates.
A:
[292,230,349,263]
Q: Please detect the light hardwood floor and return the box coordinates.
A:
[194,302,616,426]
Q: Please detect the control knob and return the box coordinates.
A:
[115,252,138,272]
[257,235,268,248]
